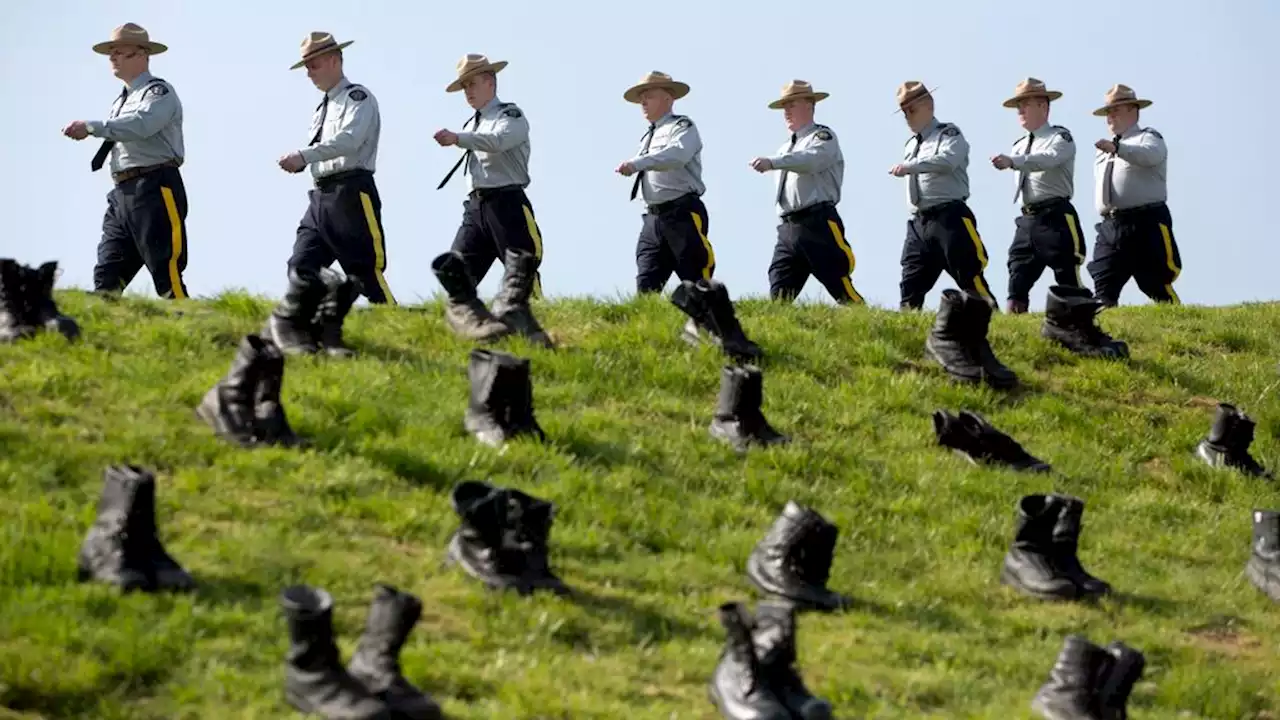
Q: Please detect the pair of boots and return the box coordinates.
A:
[196,334,301,448]
[266,267,364,357]
[710,365,789,452]
[77,465,196,593]
[1248,509,1280,602]
[463,349,545,447]
[1041,285,1129,359]
[1196,403,1273,479]
[747,501,852,612]
[932,410,1050,472]
[1002,494,1111,602]
[445,480,568,596]
[281,584,441,720]
[709,601,832,720]
[0,258,80,342]
[431,249,552,348]
[1031,635,1145,720]
[670,279,763,363]
[925,288,1017,389]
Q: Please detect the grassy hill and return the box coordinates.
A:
[2,288,1280,719]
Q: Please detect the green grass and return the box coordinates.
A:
[3,289,1280,719]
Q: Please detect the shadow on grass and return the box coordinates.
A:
[566,585,709,645]
[362,447,454,491]
[0,664,170,719]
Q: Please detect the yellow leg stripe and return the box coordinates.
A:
[1064,213,1085,285]
[690,211,715,280]
[1159,222,1181,303]
[972,275,995,304]
[159,186,186,299]
[961,216,989,268]
[359,191,397,305]
[521,205,544,298]
[826,219,864,304]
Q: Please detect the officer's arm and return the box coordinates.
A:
[456,111,529,153]
[1116,130,1167,167]
[86,86,177,142]
[1010,132,1075,171]
[631,122,701,171]
[299,95,378,164]
[902,129,968,174]
[770,133,839,173]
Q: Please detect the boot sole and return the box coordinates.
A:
[999,567,1078,602]
[1029,695,1081,720]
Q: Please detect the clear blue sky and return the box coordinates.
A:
[2,1,1274,310]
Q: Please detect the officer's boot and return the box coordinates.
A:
[968,290,1019,389]
[751,603,832,720]
[1041,285,1128,359]
[77,465,156,592]
[129,467,196,592]
[924,289,984,384]
[266,267,326,355]
[463,349,544,446]
[673,279,764,363]
[709,365,790,452]
[1001,495,1080,601]
[1096,641,1145,720]
[253,337,302,447]
[707,602,791,720]
[505,489,570,596]
[0,258,35,343]
[490,248,554,349]
[28,261,80,340]
[1245,509,1280,602]
[1051,496,1111,598]
[445,480,526,591]
[746,501,852,612]
[280,585,392,720]
[931,410,1051,472]
[346,584,443,720]
[314,273,364,358]
[1195,403,1274,479]
[196,334,267,447]
[430,251,511,341]
[1030,635,1115,720]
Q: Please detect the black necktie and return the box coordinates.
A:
[1014,132,1034,203]
[90,86,129,172]
[630,123,657,201]
[776,132,798,204]
[309,94,329,146]
[437,110,483,190]
[1102,134,1122,207]
[908,133,924,204]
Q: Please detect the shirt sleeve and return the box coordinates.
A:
[631,120,701,171]
[770,131,840,173]
[87,84,177,142]
[1116,129,1167,167]
[903,127,968,174]
[299,92,378,165]
[455,107,530,153]
[1010,131,1075,171]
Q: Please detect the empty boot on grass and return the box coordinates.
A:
[253,337,302,447]
[464,348,546,447]
[1041,285,1128,359]
[751,603,832,720]
[77,465,159,592]
[314,273,363,358]
[281,585,392,720]
[925,288,984,384]
[1052,496,1111,598]
[672,279,763,363]
[28,261,80,340]
[1246,509,1280,602]
[708,602,792,720]
[505,489,570,596]
[197,334,269,447]
[490,248,553,348]
[710,365,789,452]
[267,267,327,355]
[1030,634,1115,720]
[747,501,851,612]
[346,584,442,720]
[0,258,35,343]
[446,480,527,591]
[1097,641,1145,719]
[129,466,196,592]
[932,410,1050,472]
[1195,403,1273,479]
[969,290,1019,389]
[431,251,510,341]
[1002,494,1080,601]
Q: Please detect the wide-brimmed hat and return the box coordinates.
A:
[447,53,509,93]
[1002,77,1062,108]
[768,80,829,110]
[1092,84,1153,116]
[623,71,690,104]
[290,32,353,70]
[895,81,938,112]
[92,23,167,56]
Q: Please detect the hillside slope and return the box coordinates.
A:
[2,290,1280,719]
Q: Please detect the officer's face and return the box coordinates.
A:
[462,74,497,110]
[639,89,674,123]
[107,46,147,80]
[901,97,933,133]
[1105,104,1138,136]
[781,99,814,132]
[305,54,342,91]
[1016,98,1049,131]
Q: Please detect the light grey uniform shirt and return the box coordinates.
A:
[456,96,531,191]
[900,117,969,211]
[1095,124,1168,214]
[1010,124,1075,205]
[85,70,184,174]
[630,112,705,205]
[300,77,380,179]
[770,122,843,215]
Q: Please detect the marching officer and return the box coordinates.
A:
[889,81,997,311]
[989,78,1086,314]
[750,80,863,304]
[434,53,544,296]
[62,23,190,300]
[615,71,716,294]
[1086,84,1182,306]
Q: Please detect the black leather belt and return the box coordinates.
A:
[646,192,697,215]
[1021,197,1069,215]
[468,184,524,200]
[781,201,834,223]
[913,199,965,218]
[112,159,180,185]
[1102,201,1165,219]
[314,169,372,189]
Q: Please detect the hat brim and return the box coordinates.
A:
[894,86,939,114]
[1002,90,1062,108]
[623,81,690,104]
[93,39,168,56]
[768,91,828,110]
[446,61,509,92]
[290,40,354,70]
[1092,98,1152,116]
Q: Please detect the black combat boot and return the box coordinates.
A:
[932,410,1050,472]
[1246,509,1280,602]
[1001,495,1080,601]
[313,272,364,358]
[1051,496,1111,598]
[751,603,832,720]
[1096,641,1145,720]
[708,602,792,720]
[0,258,35,343]
[446,480,527,591]
[490,248,554,349]
[266,267,327,355]
[746,501,851,612]
[1041,285,1128,359]
[27,261,80,340]
[196,334,268,447]
[77,466,158,592]
[1195,403,1273,479]
[968,290,1019,389]
[925,289,984,384]
[431,251,511,342]
[671,279,764,363]
[346,584,442,720]
[463,349,545,447]
[709,365,789,452]
[253,337,302,447]
[505,489,571,596]
[280,585,392,720]
[1030,635,1115,720]
[129,466,196,592]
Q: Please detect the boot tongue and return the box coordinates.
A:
[794,522,835,588]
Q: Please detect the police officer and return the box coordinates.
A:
[435,53,544,295]
[62,23,189,299]
[277,32,396,306]
[615,71,715,294]
[1086,84,1181,306]
[889,81,997,311]
[989,78,1086,314]
[750,80,863,304]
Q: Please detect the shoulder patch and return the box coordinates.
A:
[1146,128,1163,139]
[1058,129,1073,143]
[145,83,169,97]
[675,117,692,129]
[502,106,523,118]
[348,88,368,101]
[941,125,960,137]
[815,129,833,141]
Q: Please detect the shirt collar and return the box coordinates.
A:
[126,70,154,91]
[920,117,940,137]
[1026,121,1049,137]
[792,122,816,138]
[480,96,503,115]
[326,76,352,100]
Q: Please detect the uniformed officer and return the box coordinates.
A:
[889,81,997,311]
[277,32,396,306]
[750,80,863,304]
[989,78,1086,314]
[435,53,544,295]
[62,23,189,299]
[615,71,716,294]
[1086,84,1181,307]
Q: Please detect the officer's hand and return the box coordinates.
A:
[278,152,306,173]
[615,161,637,177]
[749,157,773,173]
[990,154,1014,170]
[62,121,89,141]
[1095,140,1117,154]
[434,129,459,146]
[888,164,909,177]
